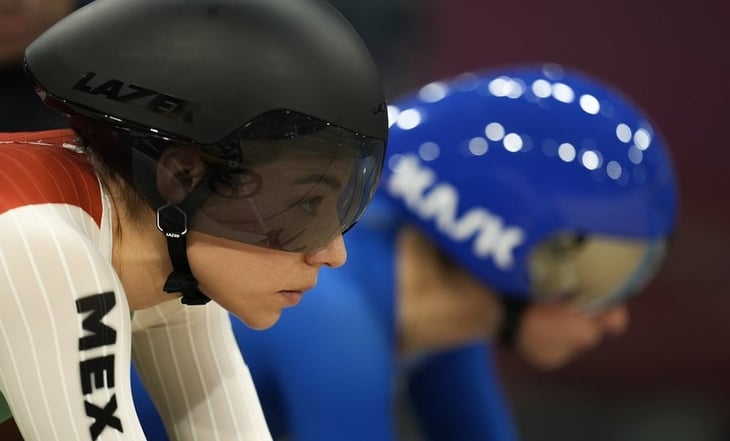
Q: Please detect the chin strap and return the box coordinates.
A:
[156,201,211,305]
[497,295,529,348]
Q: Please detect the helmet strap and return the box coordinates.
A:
[156,182,214,305]
[497,295,528,348]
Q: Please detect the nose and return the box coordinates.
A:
[304,234,347,268]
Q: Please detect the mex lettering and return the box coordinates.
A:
[73,72,197,123]
[76,292,123,440]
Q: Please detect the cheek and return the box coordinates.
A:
[189,254,282,329]
[186,236,285,329]
[186,238,250,298]
[188,244,255,297]
[189,247,233,284]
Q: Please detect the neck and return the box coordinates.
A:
[110,189,181,310]
[396,227,503,358]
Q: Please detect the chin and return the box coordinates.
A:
[233,309,282,330]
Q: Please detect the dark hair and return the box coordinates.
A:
[71,126,149,234]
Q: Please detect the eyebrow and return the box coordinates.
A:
[291,174,343,191]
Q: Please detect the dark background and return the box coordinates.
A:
[334,0,730,439]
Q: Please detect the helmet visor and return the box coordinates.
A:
[528,233,667,311]
[187,113,385,253]
[71,109,385,253]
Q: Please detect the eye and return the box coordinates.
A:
[211,170,260,198]
[300,195,324,215]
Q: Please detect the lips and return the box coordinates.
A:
[278,278,316,306]
[277,286,311,296]
[278,290,303,306]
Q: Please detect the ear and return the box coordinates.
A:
[156,146,206,203]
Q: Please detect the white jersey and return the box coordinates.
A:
[0,130,272,440]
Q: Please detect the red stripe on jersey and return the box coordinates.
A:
[0,130,103,226]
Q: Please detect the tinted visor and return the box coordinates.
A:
[172,112,386,253]
[528,233,667,311]
[72,109,385,252]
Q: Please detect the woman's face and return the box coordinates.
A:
[155,138,355,328]
[186,231,346,329]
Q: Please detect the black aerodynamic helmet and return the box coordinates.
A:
[25,0,388,303]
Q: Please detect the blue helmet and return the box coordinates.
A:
[382,63,678,307]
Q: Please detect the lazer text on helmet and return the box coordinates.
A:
[387,154,525,270]
[73,72,197,123]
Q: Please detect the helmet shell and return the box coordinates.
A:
[383,64,678,297]
[25,0,387,143]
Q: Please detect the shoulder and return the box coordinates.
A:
[0,129,103,225]
[0,129,76,144]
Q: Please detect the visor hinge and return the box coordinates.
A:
[156,202,188,237]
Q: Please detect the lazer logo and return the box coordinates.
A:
[73,72,198,123]
[387,154,525,270]
[76,292,123,440]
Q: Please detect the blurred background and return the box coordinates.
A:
[331,0,730,440]
[1,0,727,439]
